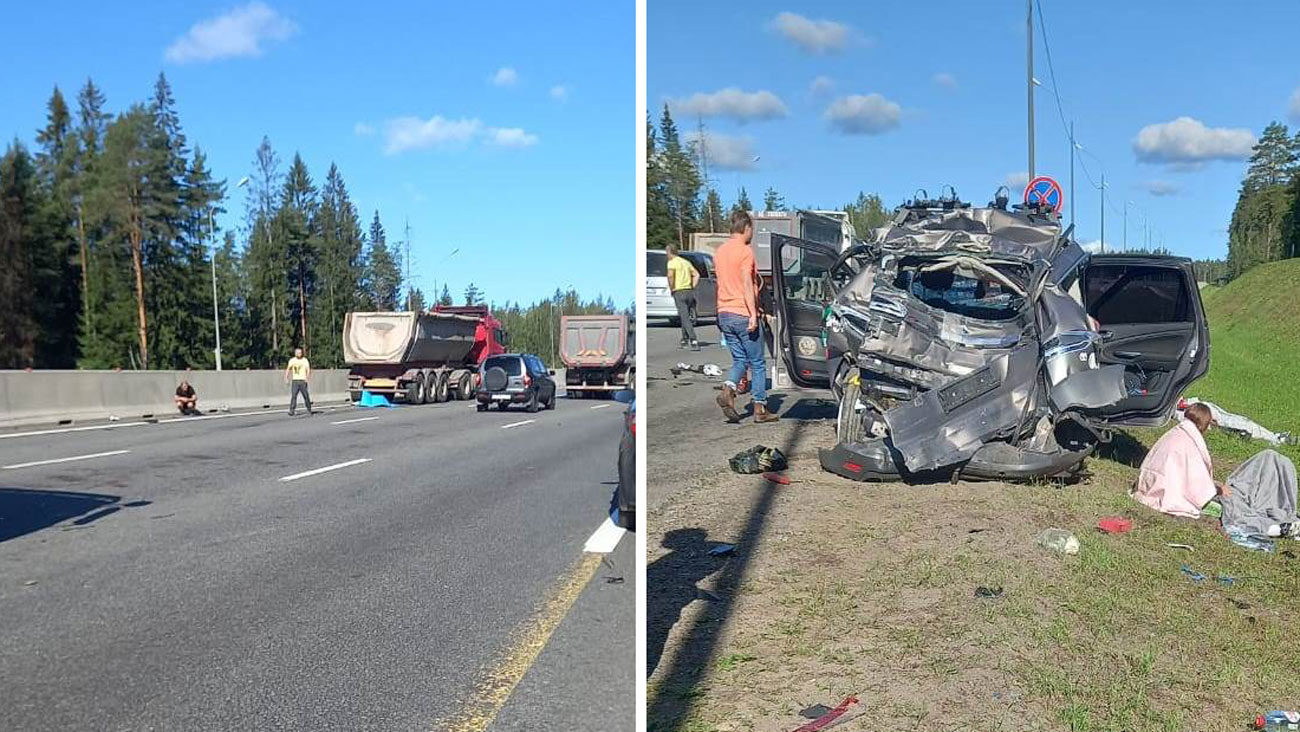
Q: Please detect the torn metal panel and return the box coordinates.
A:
[883,344,1039,472]
[1049,364,1128,411]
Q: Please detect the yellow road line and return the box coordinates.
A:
[436,551,604,732]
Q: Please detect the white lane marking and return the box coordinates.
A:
[0,403,351,440]
[583,516,627,553]
[331,416,379,425]
[501,419,535,429]
[279,458,371,482]
[0,422,148,440]
[3,449,131,470]
[590,404,612,410]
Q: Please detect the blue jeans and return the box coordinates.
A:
[718,312,767,403]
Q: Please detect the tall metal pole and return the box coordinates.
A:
[208,207,222,371]
[1027,0,1035,179]
[1123,201,1128,252]
[1099,174,1106,254]
[1069,121,1075,227]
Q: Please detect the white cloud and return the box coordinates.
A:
[1133,117,1254,165]
[491,67,518,87]
[354,122,375,137]
[933,72,958,90]
[164,2,296,64]
[686,131,758,171]
[771,11,853,54]
[383,116,483,154]
[1079,239,1104,254]
[1141,180,1181,197]
[809,75,835,96]
[1003,171,1031,192]
[550,85,568,101]
[487,127,539,148]
[824,94,901,135]
[1289,87,1300,123]
[669,88,787,123]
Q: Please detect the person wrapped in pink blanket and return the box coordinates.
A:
[1131,403,1231,518]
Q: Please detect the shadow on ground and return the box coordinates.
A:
[647,420,809,730]
[0,487,138,543]
[1098,431,1149,468]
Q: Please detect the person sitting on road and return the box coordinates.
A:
[175,380,199,416]
[1131,402,1230,518]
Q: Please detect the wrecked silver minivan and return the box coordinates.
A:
[771,191,1210,482]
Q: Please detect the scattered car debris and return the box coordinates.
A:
[729,445,789,474]
[1180,564,1207,582]
[708,544,736,557]
[671,362,722,378]
[763,471,791,485]
[1166,543,1195,551]
[604,576,624,584]
[975,585,1004,598]
[1036,528,1079,555]
[968,527,988,534]
[1097,516,1133,534]
[22,580,37,586]
[790,694,860,732]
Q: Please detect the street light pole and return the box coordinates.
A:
[1069,121,1075,227]
[208,207,223,371]
[1099,174,1106,254]
[1027,0,1035,179]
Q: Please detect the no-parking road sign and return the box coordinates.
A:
[1024,175,1064,213]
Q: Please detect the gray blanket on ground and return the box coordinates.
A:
[1221,449,1298,535]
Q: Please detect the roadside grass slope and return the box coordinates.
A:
[1193,258,1300,437]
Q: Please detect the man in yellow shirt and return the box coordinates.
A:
[665,243,700,351]
[285,347,314,416]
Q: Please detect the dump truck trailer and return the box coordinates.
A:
[560,314,634,397]
[343,306,506,404]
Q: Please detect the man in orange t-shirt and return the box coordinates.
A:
[713,210,777,424]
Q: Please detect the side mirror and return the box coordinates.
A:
[613,389,635,404]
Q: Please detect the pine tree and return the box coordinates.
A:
[363,210,402,309]
[312,163,364,365]
[438,284,453,306]
[407,287,426,312]
[32,87,82,366]
[243,136,287,363]
[73,78,113,363]
[1243,122,1296,192]
[731,187,753,216]
[844,191,890,238]
[763,187,786,212]
[279,153,317,351]
[703,188,723,233]
[658,105,701,247]
[464,282,483,305]
[0,143,50,367]
[646,112,676,249]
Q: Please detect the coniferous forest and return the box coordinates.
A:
[0,74,621,370]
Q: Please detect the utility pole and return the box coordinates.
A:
[1026,0,1035,179]
[1123,201,1130,252]
[207,207,223,371]
[1069,121,1075,227]
[1099,173,1106,254]
[404,218,412,311]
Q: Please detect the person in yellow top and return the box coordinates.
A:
[284,347,315,416]
[665,243,700,351]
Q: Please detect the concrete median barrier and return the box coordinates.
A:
[0,369,350,429]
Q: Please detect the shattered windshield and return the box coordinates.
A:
[892,257,1027,321]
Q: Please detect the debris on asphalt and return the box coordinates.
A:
[1035,528,1080,555]
[763,471,791,485]
[968,527,988,534]
[790,695,860,731]
[1097,516,1133,534]
[1167,543,1195,551]
[671,362,722,378]
[729,445,789,474]
[975,585,1004,598]
[708,544,736,557]
[604,576,625,584]
[22,580,37,586]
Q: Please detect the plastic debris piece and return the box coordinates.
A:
[791,695,859,732]
[1097,517,1133,534]
[763,472,791,485]
[1180,564,1206,582]
[22,580,37,586]
[358,391,395,408]
[729,445,789,474]
[604,576,625,584]
[1216,574,1237,586]
[708,544,736,557]
[1035,528,1080,555]
[1166,543,1194,551]
[975,586,1004,598]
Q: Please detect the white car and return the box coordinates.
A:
[645,249,718,324]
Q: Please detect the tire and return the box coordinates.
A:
[457,373,473,400]
[434,373,450,403]
[836,378,864,444]
[409,376,426,405]
[476,403,487,412]
[496,400,509,410]
[526,389,540,413]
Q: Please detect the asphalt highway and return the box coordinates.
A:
[0,395,633,731]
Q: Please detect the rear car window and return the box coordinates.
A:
[1085,265,1190,324]
[483,355,523,376]
[647,251,667,277]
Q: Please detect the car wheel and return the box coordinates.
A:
[433,373,449,403]
[546,391,556,410]
[458,373,473,400]
[526,390,540,413]
[409,376,426,405]
[476,403,487,412]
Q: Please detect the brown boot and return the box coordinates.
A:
[717,384,741,423]
[754,402,779,424]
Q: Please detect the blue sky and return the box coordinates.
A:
[650,1,1300,260]
[1,1,633,307]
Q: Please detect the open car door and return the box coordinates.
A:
[770,233,849,389]
[1081,254,1210,426]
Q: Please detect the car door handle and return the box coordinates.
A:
[1114,350,1142,360]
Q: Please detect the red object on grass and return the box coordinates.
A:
[1097,517,1133,534]
[791,695,859,732]
[763,472,790,485]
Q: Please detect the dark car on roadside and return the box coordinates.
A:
[475,353,558,413]
[614,390,635,530]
